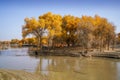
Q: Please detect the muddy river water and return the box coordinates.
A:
[0,48,120,80]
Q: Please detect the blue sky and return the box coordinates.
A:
[0,0,120,41]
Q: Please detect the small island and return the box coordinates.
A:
[20,12,120,59]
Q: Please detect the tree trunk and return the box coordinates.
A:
[107,40,110,50]
[100,37,103,52]
[48,37,53,51]
[112,39,115,50]
[37,36,42,53]
[67,43,70,47]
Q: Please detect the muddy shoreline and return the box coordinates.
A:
[0,69,46,80]
[28,47,120,59]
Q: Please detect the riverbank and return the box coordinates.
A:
[28,47,120,59]
[28,47,83,57]
[89,51,120,59]
[0,69,46,80]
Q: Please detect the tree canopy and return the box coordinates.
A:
[22,12,116,51]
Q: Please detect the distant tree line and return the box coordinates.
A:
[22,12,116,52]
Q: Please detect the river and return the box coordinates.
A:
[0,48,120,80]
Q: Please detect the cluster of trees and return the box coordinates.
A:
[22,12,116,52]
[10,37,48,48]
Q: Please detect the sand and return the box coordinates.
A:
[0,69,46,80]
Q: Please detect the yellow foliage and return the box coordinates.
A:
[42,37,48,44]
[22,12,116,48]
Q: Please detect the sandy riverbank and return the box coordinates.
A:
[28,46,120,59]
[0,69,46,80]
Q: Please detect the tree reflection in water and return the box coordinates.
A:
[35,57,119,80]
